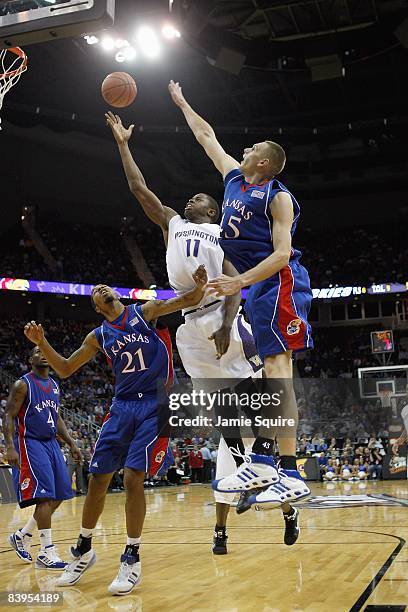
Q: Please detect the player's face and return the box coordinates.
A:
[92,284,117,310]
[240,142,267,173]
[184,194,213,221]
[30,347,48,368]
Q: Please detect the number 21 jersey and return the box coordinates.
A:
[94,304,170,399]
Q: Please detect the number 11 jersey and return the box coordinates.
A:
[166,215,224,313]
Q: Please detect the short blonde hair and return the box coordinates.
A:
[264,140,286,175]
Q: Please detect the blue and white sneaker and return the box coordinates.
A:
[250,469,310,508]
[57,549,96,586]
[212,452,280,493]
[108,553,142,595]
[9,530,32,563]
[35,545,68,570]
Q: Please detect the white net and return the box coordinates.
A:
[0,47,27,130]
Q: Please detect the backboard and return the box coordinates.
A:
[0,0,115,49]
[358,365,408,400]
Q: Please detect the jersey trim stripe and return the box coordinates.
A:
[288,265,311,349]
[269,275,287,352]
[277,265,307,351]
[18,377,39,501]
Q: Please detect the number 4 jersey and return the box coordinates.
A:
[166,215,224,313]
[94,304,170,399]
[15,372,60,441]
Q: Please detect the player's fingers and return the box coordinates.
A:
[208,333,215,341]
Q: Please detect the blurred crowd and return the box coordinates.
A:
[0,216,406,289]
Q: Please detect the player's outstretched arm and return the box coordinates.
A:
[208,258,242,359]
[168,80,239,178]
[106,111,177,231]
[3,379,27,467]
[24,322,100,379]
[207,192,293,295]
[141,265,207,321]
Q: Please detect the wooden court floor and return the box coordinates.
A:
[0,481,407,612]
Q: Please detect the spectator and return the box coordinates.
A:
[189,446,203,483]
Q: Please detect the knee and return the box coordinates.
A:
[89,473,111,494]
[124,469,145,493]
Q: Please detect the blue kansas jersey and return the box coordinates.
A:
[94,304,169,399]
[15,372,60,441]
[219,168,301,274]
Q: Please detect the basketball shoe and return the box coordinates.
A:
[212,527,228,555]
[283,507,300,545]
[35,545,68,570]
[57,549,96,585]
[212,451,279,493]
[108,552,142,595]
[249,469,310,508]
[9,530,32,563]
[236,488,263,514]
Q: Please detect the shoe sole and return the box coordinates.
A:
[212,478,280,494]
[58,551,97,586]
[212,548,228,555]
[108,574,142,595]
[35,563,68,571]
[251,488,310,507]
[9,535,32,564]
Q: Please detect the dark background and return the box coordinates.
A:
[1,0,408,233]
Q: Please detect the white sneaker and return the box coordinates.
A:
[108,553,142,596]
[212,451,279,493]
[35,545,68,570]
[250,469,310,508]
[57,549,96,585]
[9,531,32,563]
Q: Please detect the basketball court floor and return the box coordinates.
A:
[1,481,407,612]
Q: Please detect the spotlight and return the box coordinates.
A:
[84,35,99,45]
[137,26,160,58]
[101,37,115,51]
[162,24,181,39]
[115,51,126,63]
[115,39,129,49]
[123,46,137,61]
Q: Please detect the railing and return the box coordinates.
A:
[59,403,101,436]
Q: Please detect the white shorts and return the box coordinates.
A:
[176,303,261,506]
[176,303,262,383]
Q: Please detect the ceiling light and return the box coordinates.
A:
[162,24,181,39]
[137,26,160,58]
[84,35,99,45]
[123,46,137,61]
[115,51,126,63]
[101,37,115,51]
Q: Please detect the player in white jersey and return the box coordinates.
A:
[105,112,282,553]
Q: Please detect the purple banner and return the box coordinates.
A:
[1,277,407,301]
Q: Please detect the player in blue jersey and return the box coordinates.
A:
[23,268,207,596]
[3,346,81,570]
[169,80,312,521]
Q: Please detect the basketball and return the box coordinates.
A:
[101,72,137,108]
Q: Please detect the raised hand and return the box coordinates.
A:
[168,80,187,108]
[24,321,45,345]
[105,111,134,145]
[192,264,208,289]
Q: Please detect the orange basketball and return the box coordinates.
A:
[101,72,137,108]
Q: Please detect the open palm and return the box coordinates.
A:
[105,111,134,144]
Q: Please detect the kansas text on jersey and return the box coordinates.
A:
[94,303,170,399]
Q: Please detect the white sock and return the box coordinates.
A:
[39,529,52,550]
[20,516,37,537]
[126,537,141,546]
[80,527,93,538]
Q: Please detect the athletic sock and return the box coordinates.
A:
[124,544,140,559]
[75,527,93,555]
[20,516,36,537]
[282,506,296,517]
[280,455,298,471]
[39,529,52,551]
[252,436,274,456]
[224,437,246,466]
[126,536,141,546]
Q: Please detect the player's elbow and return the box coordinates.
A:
[129,181,145,197]
[276,250,291,269]
[196,129,214,146]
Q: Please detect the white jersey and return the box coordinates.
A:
[166,215,224,312]
[401,402,408,431]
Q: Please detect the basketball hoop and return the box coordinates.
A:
[0,47,28,130]
[379,390,392,408]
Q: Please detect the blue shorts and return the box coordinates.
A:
[89,395,171,476]
[12,437,73,509]
[244,260,313,359]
